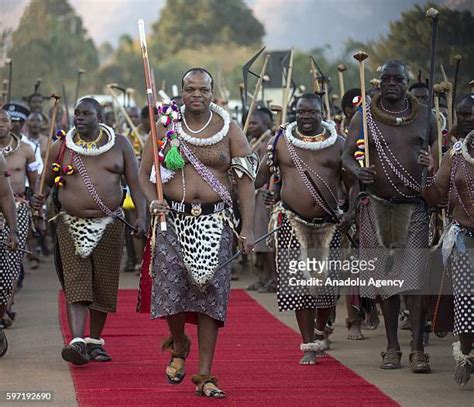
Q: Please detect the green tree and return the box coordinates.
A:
[2,0,99,101]
[151,0,264,55]
[346,3,474,96]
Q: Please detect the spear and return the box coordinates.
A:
[452,54,462,123]
[61,84,70,129]
[421,8,440,187]
[242,46,266,119]
[107,83,144,148]
[5,58,12,103]
[38,95,60,196]
[138,19,166,232]
[243,53,270,135]
[73,69,85,107]
[281,49,294,124]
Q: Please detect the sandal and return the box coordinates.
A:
[380,349,402,369]
[192,374,226,398]
[161,335,191,384]
[61,338,90,366]
[346,318,364,340]
[85,337,112,362]
[409,351,431,373]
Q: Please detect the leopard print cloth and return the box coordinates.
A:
[59,212,116,258]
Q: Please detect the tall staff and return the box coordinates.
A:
[37,95,60,201]
[337,64,347,101]
[243,53,270,134]
[138,19,166,232]
[5,58,12,103]
[422,8,440,187]
[73,69,85,107]
[281,49,294,124]
[353,51,369,167]
[107,83,145,149]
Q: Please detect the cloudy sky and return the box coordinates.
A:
[1,0,470,57]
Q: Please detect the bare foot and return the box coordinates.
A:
[347,323,364,340]
[299,351,317,365]
[453,362,471,386]
[362,309,380,330]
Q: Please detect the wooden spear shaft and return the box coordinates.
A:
[354,51,369,167]
[337,64,347,101]
[243,53,270,135]
[138,19,166,232]
[38,95,60,197]
[281,49,294,124]
[107,84,145,148]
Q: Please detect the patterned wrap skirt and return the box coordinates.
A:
[0,202,30,305]
[357,193,429,299]
[151,209,234,327]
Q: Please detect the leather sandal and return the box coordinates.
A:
[409,351,431,373]
[161,335,191,384]
[192,374,226,398]
[85,337,111,362]
[380,349,402,369]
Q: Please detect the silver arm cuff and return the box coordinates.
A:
[230,152,259,182]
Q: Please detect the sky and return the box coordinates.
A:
[1,0,471,57]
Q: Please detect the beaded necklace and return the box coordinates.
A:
[0,133,19,157]
[367,107,420,198]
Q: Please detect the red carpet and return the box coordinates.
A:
[59,289,398,407]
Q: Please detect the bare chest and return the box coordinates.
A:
[183,140,231,171]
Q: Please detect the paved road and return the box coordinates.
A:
[0,257,472,406]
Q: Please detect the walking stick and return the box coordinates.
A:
[138,19,166,232]
[107,83,145,149]
[353,51,369,168]
[303,170,358,248]
[1,80,8,104]
[243,53,270,135]
[214,226,281,272]
[0,241,33,255]
[61,84,70,130]
[5,58,12,103]
[281,49,294,124]
[309,57,321,93]
[433,83,446,226]
[35,94,60,219]
[337,64,347,101]
[421,8,440,187]
[38,95,60,198]
[73,69,85,107]
[452,54,462,121]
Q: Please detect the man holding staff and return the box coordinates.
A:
[32,97,146,365]
[343,60,437,372]
[139,68,256,398]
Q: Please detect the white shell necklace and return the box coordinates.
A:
[66,124,116,156]
[285,121,338,150]
[177,103,230,146]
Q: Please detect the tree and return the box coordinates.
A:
[346,3,474,96]
[151,0,264,56]
[1,0,99,101]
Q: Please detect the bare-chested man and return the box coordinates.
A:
[342,60,437,373]
[0,152,19,357]
[139,68,255,398]
[32,98,146,366]
[419,93,474,386]
[246,107,277,292]
[0,109,37,331]
[256,93,358,365]
[26,112,48,160]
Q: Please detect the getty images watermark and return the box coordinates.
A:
[287,256,405,288]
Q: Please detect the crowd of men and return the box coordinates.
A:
[0,58,473,398]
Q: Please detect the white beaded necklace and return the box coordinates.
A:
[461,131,474,165]
[285,121,338,150]
[176,103,230,146]
[66,124,116,156]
